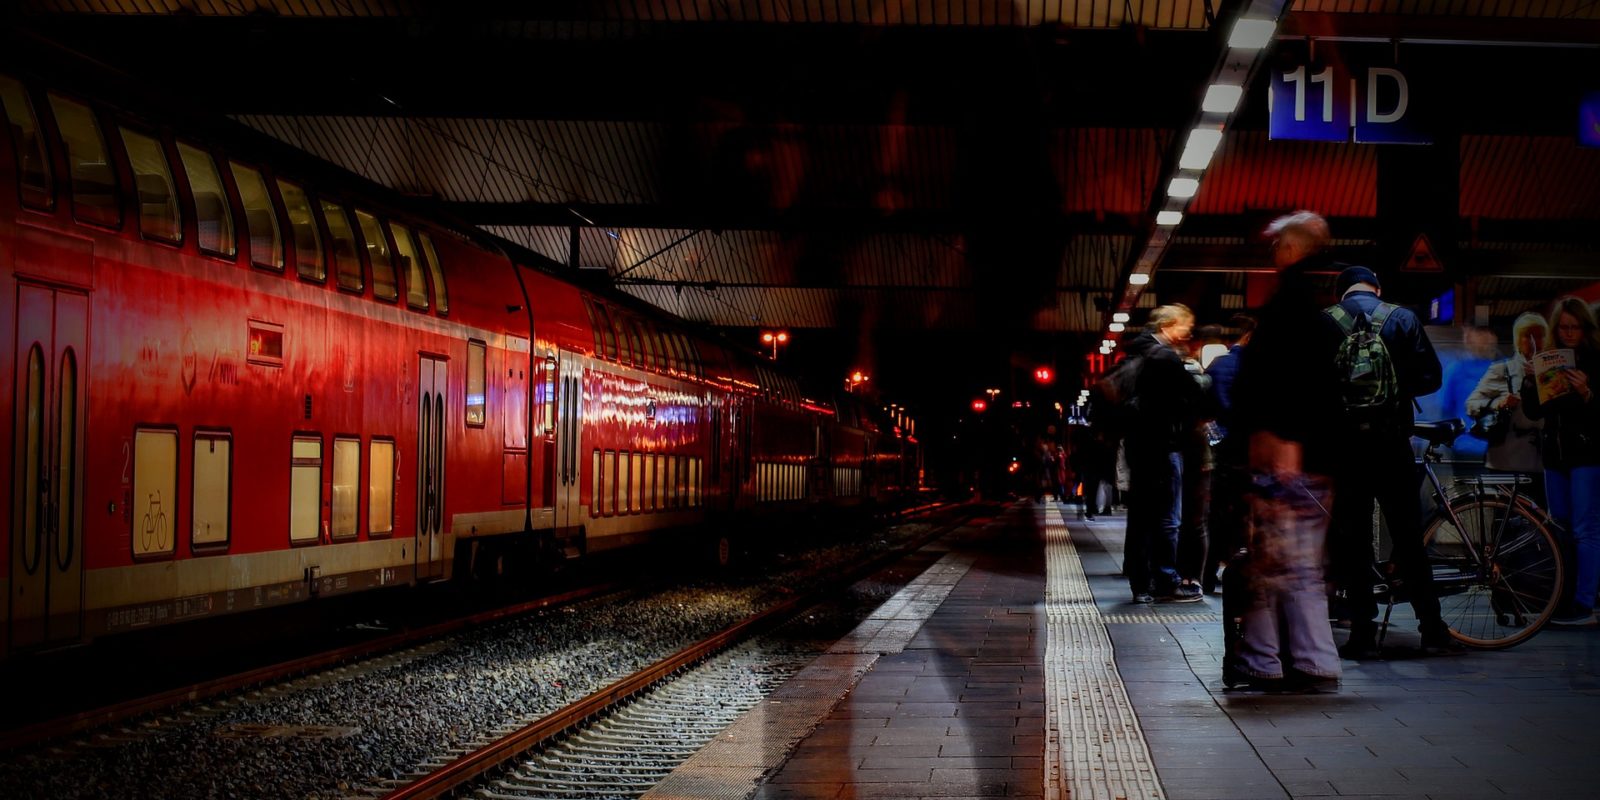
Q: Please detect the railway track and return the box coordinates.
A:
[374,504,966,800]
[0,503,964,800]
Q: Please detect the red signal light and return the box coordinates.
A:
[1034,366,1054,384]
[971,399,987,413]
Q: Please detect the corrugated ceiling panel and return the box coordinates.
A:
[1059,235,1132,288]
[1188,131,1377,217]
[21,0,1214,27]
[1056,129,1163,215]
[1290,0,1600,18]
[1461,136,1600,220]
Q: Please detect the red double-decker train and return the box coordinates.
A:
[0,72,922,657]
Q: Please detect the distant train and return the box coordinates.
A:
[0,72,922,656]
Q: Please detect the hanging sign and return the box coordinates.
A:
[1268,46,1431,145]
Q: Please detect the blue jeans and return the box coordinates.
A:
[1238,473,1340,680]
[1546,465,1600,613]
[1127,450,1183,596]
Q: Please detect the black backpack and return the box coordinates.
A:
[1324,302,1401,418]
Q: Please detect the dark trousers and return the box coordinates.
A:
[1128,449,1183,596]
[1179,454,1211,584]
[1332,432,1446,638]
[1206,440,1249,591]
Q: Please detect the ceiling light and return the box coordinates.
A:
[1109,322,1125,332]
[1179,128,1224,170]
[1156,210,1183,226]
[1099,346,1112,355]
[1113,312,1130,323]
[1228,18,1276,49]
[1129,273,1151,286]
[1202,84,1243,114]
[1167,177,1199,199]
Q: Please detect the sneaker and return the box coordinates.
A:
[1549,610,1599,627]
[1157,585,1204,603]
[1132,592,1155,604]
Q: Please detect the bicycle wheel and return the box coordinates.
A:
[1424,497,1563,649]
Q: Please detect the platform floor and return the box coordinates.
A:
[655,500,1600,800]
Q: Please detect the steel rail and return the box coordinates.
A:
[383,501,961,800]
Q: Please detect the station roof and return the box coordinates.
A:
[7,0,1599,414]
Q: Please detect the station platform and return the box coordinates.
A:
[647,500,1600,800]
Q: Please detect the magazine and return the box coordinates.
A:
[1534,349,1578,404]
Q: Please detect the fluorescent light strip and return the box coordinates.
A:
[1202,83,1243,114]
[1129,273,1151,286]
[1167,177,1199,199]
[1229,18,1276,49]
[1155,210,1183,226]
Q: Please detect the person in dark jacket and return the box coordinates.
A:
[1230,211,1346,690]
[1202,314,1254,594]
[1522,295,1600,626]
[1123,304,1207,604]
[1326,265,1457,658]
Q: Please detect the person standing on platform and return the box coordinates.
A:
[1522,296,1600,627]
[1229,211,1344,690]
[1202,314,1254,595]
[1124,304,1206,604]
[1467,312,1546,476]
[1441,326,1499,461]
[1324,264,1456,658]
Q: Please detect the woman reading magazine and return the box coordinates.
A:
[1522,296,1600,627]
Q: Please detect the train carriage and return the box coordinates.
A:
[0,72,925,658]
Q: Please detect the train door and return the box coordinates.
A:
[415,356,447,581]
[9,284,87,649]
[553,351,583,533]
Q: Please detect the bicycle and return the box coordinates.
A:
[1370,420,1563,649]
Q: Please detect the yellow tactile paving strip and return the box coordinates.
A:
[1042,504,1166,800]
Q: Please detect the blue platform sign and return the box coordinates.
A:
[1581,91,1600,148]
[1268,48,1431,145]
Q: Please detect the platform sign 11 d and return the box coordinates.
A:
[1268,55,1431,145]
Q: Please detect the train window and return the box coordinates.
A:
[354,209,397,301]
[591,450,602,517]
[279,180,324,282]
[618,451,632,514]
[417,232,448,313]
[664,456,676,508]
[601,450,616,516]
[675,333,693,376]
[583,299,603,357]
[331,437,360,541]
[631,452,643,513]
[612,313,633,365]
[119,128,181,243]
[132,428,178,558]
[390,223,429,310]
[690,458,701,506]
[230,163,283,271]
[177,142,234,257]
[541,356,557,436]
[683,335,701,377]
[466,340,486,427]
[48,94,120,228]
[594,304,618,361]
[635,320,656,371]
[191,432,231,550]
[0,76,52,209]
[290,436,322,544]
[370,439,394,536]
[626,319,645,369]
[321,200,362,291]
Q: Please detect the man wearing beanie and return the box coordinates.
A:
[1326,263,1454,658]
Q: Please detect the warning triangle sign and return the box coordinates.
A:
[1403,233,1443,272]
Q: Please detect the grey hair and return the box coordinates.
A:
[1264,210,1331,248]
[1148,303,1194,331]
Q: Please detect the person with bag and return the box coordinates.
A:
[1521,296,1600,627]
[1324,265,1458,659]
[1466,312,1547,475]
